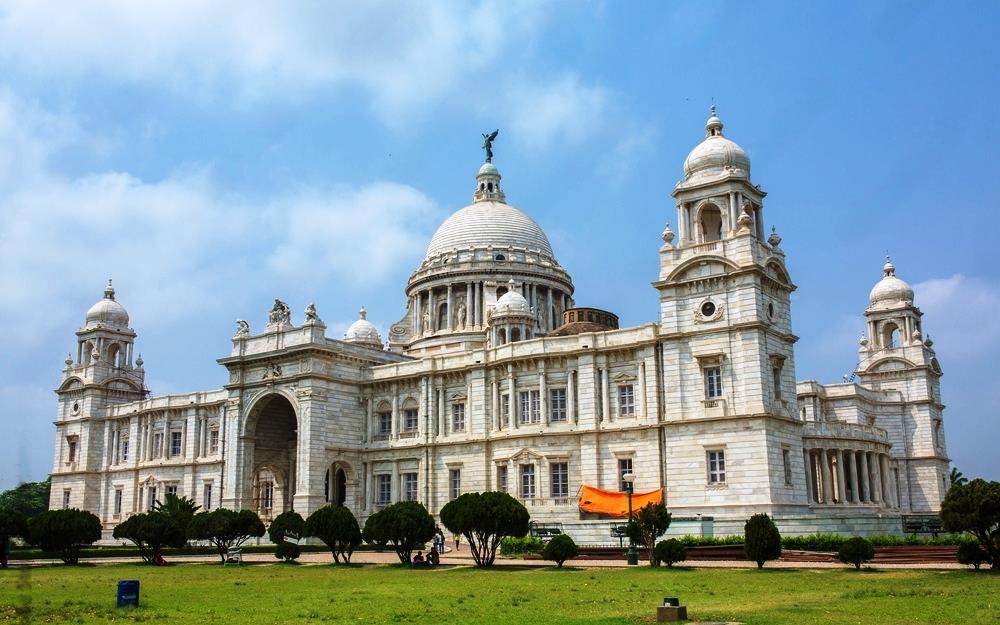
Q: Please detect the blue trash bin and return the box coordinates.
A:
[117,580,140,608]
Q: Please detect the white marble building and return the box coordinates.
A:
[49,108,950,541]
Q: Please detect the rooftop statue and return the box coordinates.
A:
[482,129,499,162]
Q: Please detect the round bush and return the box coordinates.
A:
[838,536,876,570]
[956,542,989,570]
[654,538,687,568]
[542,534,578,568]
[274,541,301,562]
[744,513,782,569]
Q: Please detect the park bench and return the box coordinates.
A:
[224,547,242,566]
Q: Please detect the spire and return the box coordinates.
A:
[706,104,724,138]
[104,278,116,300]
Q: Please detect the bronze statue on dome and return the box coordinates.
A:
[482,129,499,162]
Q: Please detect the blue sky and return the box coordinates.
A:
[1,1,998,490]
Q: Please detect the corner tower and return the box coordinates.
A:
[51,281,147,513]
[857,258,949,512]
[655,107,807,521]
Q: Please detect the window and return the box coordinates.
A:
[376,474,392,505]
[501,394,510,426]
[204,483,213,510]
[147,486,157,511]
[403,408,419,432]
[449,469,461,500]
[67,439,77,463]
[782,449,793,485]
[209,429,219,454]
[120,436,129,462]
[260,480,274,511]
[114,488,123,515]
[520,464,536,499]
[377,411,392,437]
[617,385,635,417]
[497,465,508,492]
[708,450,726,484]
[550,462,569,499]
[153,432,164,458]
[451,403,466,432]
[170,431,182,457]
[618,458,633,491]
[519,390,540,424]
[773,366,782,400]
[550,388,567,422]
[62,489,71,510]
[403,473,418,501]
[704,367,723,399]
[165,484,178,498]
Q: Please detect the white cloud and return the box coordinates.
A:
[0,89,435,347]
[504,74,609,152]
[913,274,1000,360]
[0,1,546,122]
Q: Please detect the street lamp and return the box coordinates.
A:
[623,472,638,566]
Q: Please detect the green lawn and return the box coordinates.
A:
[1,563,996,624]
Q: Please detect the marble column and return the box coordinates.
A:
[508,365,518,429]
[427,290,436,335]
[835,449,848,504]
[390,461,399,504]
[803,449,814,503]
[858,450,870,503]
[446,285,453,331]
[466,283,473,329]
[539,365,548,424]
[820,448,833,503]
[677,204,686,242]
[491,380,499,430]
[438,385,446,437]
[849,450,860,503]
[868,452,883,505]
[879,454,891,507]
[600,365,611,423]
[567,370,576,424]
[473,282,481,329]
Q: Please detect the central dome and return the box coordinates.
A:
[682,106,750,182]
[425,200,554,260]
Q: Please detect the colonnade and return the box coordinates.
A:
[676,193,765,244]
[803,447,896,508]
[408,280,571,336]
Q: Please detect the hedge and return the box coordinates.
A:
[673,533,974,550]
[499,536,544,556]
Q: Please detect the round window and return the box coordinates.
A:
[767,303,775,319]
[71,401,80,415]
[700,301,716,317]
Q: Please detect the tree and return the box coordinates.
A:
[542,534,578,568]
[956,542,989,570]
[187,508,265,565]
[268,511,305,562]
[26,509,101,564]
[112,512,185,564]
[744,513,782,569]
[654,538,688,568]
[0,479,51,518]
[440,492,529,567]
[625,501,672,566]
[305,505,362,564]
[940,478,1000,569]
[152,494,199,538]
[0,509,27,568]
[362,501,435,563]
[837,536,875,570]
[950,467,969,488]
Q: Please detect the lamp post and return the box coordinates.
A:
[623,472,638,566]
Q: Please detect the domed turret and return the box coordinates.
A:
[682,105,751,182]
[494,283,531,315]
[869,257,914,309]
[85,280,129,329]
[487,280,536,347]
[344,307,383,348]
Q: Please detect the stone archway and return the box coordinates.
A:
[245,394,298,519]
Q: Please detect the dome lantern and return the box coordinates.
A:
[682,105,751,182]
[84,279,130,329]
[869,256,915,308]
[344,306,383,348]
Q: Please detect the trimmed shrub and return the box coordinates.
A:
[274,541,301,562]
[542,534,578,568]
[440,492,530,567]
[0,509,27,568]
[744,513,782,569]
[837,537,876,570]
[112,512,185,564]
[625,502,672,566]
[940,478,1000,569]
[957,542,989,570]
[654,538,688,568]
[500,536,544,556]
[26,509,102,565]
[305,505,362,564]
[362,501,435,563]
[187,508,266,565]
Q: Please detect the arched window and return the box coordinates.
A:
[881,321,900,348]
[83,341,95,365]
[699,204,723,242]
[107,343,121,368]
[496,286,508,298]
[510,327,521,342]
[497,328,507,345]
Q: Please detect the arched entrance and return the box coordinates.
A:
[246,394,298,520]
[324,464,350,506]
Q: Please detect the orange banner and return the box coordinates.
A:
[577,484,663,518]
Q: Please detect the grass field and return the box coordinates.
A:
[1,563,997,624]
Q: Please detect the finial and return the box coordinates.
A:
[104,278,115,300]
[65,353,74,366]
[482,129,499,163]
[706,104,723,137]
[135,354,144,368]
[359,306,367,320]
[859,333,869,347]
[924,334,934,348]
[661,222,675,245]
[710,103,716,116]
[767,225,782,247]
[883,255,895,276]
